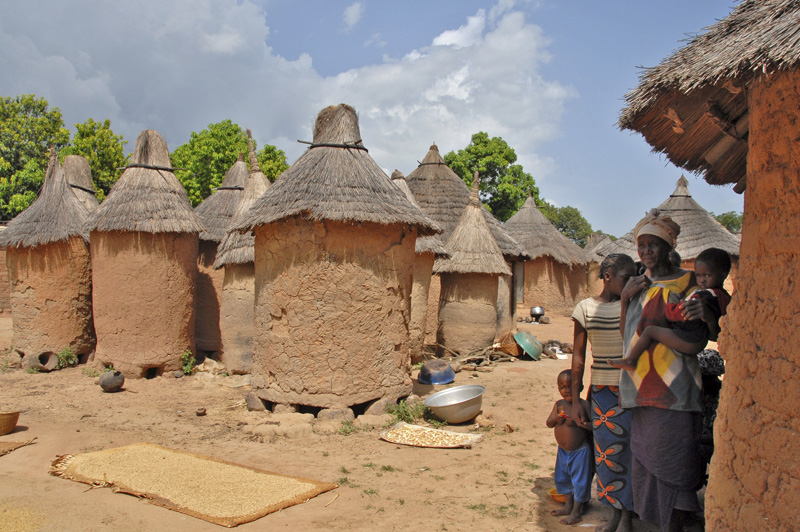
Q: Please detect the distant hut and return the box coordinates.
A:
[194,153,248,354]
[62,155,99,211]
[213,134,270,374]
[0,150,95,367]
[618,2,800,529]
[86,130,205,378]
[232,104,438,410]
[504,196,597,316]
[433,174,511,355]
[390,170,447,363]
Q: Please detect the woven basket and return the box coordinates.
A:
[497,343,522,357]
[0,411,20,436]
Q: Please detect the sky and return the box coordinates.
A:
[0,0,744,237]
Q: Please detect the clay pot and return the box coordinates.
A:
[99,370,125,393]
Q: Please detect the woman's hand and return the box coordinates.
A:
[570,403,585,427]
[681,297,712,323]
[621,274,651,302]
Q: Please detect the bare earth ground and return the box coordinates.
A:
[0,314,667,532]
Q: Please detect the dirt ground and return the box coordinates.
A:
[0,314,671,532]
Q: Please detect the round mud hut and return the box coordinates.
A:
[194,153,248,354]
[390,170,447,363]
[213,135,270,375]
[504,195,598,316]
[85,130,205,379]
[62,155,99,212]
[433,175,511,355]
[232,104,438,411]
[0,150,95,368]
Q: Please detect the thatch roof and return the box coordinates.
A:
[619,0,800,191]
[405,144,528,260]
[0,150,91,248]
[232,104,439,236]
[504,195,595,266]
[390,169,448,256]
[599,176,740,261]
[62,155,98,212]
[195,153,248,242]
[85,130,205,234]
[214,133,271,268]
[433,174,511,276]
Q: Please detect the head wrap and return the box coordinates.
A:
[633,209,680,249]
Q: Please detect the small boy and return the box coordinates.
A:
[609,247,732,371]
[546,369,593,525]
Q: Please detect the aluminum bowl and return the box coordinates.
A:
[424,384,486,424]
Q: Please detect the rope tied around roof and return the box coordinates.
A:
[297,139,368,152]
[417,162,448,166]
[69,183,96,195]
[213,186,244,191]
[116,163,186,172]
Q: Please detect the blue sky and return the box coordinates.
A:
[0,0,743,237]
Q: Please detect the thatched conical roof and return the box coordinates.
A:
[600,176,740,261]
[619,0,800,191]
[85,130,205,234]
[195,153,248,242]
[62,155,98,211]
[433,174,511,276]
[390,169,447,256]
[214,133,271,268]
[405,144,527,259]
[504,195,595,266]
[232,104,438,235]
[0,150,91,248]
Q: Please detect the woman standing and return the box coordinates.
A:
[571,253,637,532]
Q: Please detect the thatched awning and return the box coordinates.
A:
[599,176,741,261]
[390,170,448,256]
[195,153,248,242]
[85,130,205,234]
[232,104,439,236]
[406,144,528,260]
[0,150,91,248]
[619,0,800,192]
[62,155,98,212]
[503,196,595,266]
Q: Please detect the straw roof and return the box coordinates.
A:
[433,174,511,276]
[619,0,800,191]
[232,104,438,236]
[0,150,91,248]
[195,153,248,242]
[390,169,448,256]
[599,176,740,261]
[504,195,595,266]
[62,155,98,212]
[85,130,205,234]
[214,133,271,268]
[405,144,528,259]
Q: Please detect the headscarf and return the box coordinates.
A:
[633,208,680,249]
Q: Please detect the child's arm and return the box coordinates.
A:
[637,325,706,356]
[546,402,566,429]
[681,297,721,341]
[570,320,588,425]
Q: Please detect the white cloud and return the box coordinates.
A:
[432,10,486,48]
[342,2,364,33]
[365,32,387,49]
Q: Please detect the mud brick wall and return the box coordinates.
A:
[219,262,255,374]
[195,240,223,352]
[408,252,434,363]
[521,257,597,316]
[437,272,498,355]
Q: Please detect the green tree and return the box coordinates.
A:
[170,120,289,206]
[0,94,70,218]
[713,211,743,234]
[444,132,539,222]
[540,203,594,247]
[60,118,128,201]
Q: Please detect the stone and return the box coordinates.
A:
[317,408,355,422]
[272,403,298,414]
[245,392,267,411]
[404,394,421,406]
[539,316,551,324]
[365,397,395,416]
[354,414,391,429]
[173,371,184,379]
[312,420,341,436]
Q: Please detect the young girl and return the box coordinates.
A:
[570,253,636,532]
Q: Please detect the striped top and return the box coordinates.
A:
[572,298,624,386]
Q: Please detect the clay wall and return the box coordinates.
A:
[496,273,514,339]
[408,252,434,363]
[519,258,596,317]
[437,272,498,355]
[195,240,223,352]
[91,231,197,378]
[0,247,10,313]
[706,70,800,532]
[250,219,415,409]
[6,237,95,358]
[219,262,255,375]
[424,274,441,346]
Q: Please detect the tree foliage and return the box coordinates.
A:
[539,203,594,247]
[712,211,743,234]
[444,132,539,222]
[60,118,128,202]
[170,120,289,206]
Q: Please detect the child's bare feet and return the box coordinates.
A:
[551,493,574,517]
[607,358,637,371]
[560,501,586,525]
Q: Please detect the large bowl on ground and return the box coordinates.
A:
[417,359,455,385]
[513,331,542,360]
[424,385,485,424]
[0,411,20,435]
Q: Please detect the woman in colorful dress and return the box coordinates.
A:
[571,253,637,532]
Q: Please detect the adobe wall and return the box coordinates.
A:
[519,258,596,317]
[496,273,514,339]
[437,272,498,355]
[195,240,223,352]
[219,262,255,375]
[91,231,198,378]
[6,237,95,358]
[0,247,10,313]
[424,273,441,346]
[408,252,434,364]
[250,219,415,409]
[705,70,800,532]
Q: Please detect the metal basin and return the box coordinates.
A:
[424,385,486,424]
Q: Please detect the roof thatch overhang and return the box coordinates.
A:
[195,153,248,242]
[619,0,800,193]
[62,155,99,212]
[390,169,448,257]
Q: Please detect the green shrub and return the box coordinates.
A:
[57,348,77,369]
[386,400,428,424]
[180,351,196,375]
